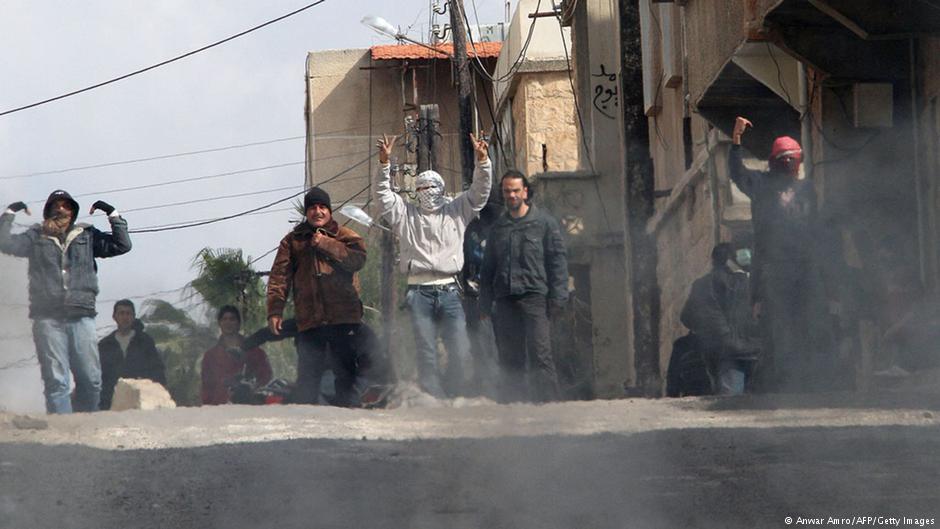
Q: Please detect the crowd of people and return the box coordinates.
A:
[1,113,863,411]
[669,116,835,397]
[1,133,573,413]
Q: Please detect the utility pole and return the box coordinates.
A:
[449,0,475,189]
[417,104,442,172]
[380,215,397,383]
[620,0,660,396]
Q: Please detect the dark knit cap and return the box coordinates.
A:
[304,187,331,212]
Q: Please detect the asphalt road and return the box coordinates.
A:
[2,392,939,528]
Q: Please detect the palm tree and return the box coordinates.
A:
[188,247,267,330]
[193,247,300,385]
[141,299,216,406]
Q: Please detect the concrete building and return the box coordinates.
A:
[490,0,581,178]
[548,0,940,397]
[635,0,940,390]
[304,41,501,206]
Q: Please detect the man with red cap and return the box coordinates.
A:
[729,117,832,392]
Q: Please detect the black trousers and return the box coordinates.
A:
[493,293,558,403]
[294,324,360,407]
[760,261,833,393]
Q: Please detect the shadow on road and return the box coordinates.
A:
[2,423,938,529]
[701,390,940,413]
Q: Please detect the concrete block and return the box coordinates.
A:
[110,379,176,412]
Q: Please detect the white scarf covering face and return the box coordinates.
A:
[415,170,445,212]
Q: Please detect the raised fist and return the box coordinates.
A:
[89,200,115,216]
[732,117,753,145]
[6,201,30,215]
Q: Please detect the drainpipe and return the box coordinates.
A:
[799,64,813,181]
[910,38,929,291]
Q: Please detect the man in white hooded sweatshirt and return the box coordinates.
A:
[374,133,492,397]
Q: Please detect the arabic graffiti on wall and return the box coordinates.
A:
[592,64,618,120]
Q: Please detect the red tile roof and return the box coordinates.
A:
[371,41,502,60]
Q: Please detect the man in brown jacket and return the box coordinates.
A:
[267,187,367,406]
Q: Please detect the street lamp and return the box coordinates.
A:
[360,15,453,56]
[361,15,399,40]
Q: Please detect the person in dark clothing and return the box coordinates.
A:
[243,318,391,405]
[460,202,501,398]
[201,305,273,405]
[480,171,569,403]
[98,299,167,410]
[680,243,761,395]
[0,191,131,413]
[665,333,712,398]
[729,117,832,392]
[267,187,367,407]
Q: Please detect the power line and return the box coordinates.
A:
[1,137,301,181]
[98,185,373,308]
[21,151,368,205]
[127,151,374,233]
[25,162,301,205]
[1,120,397,180]
[119,185,303,215]
[249,247,280,265]
[131,207,296,232]
[98,287,189,304]
[0,0,331,117]
[463,0,543,84]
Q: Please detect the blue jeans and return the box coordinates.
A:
[32,317,101,414]
[718,359,755,396]
[406,285,472,398]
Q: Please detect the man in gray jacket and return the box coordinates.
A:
[374,133,491,398]
[0,190,131,413]
[480,170,568,403]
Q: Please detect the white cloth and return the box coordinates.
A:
[415,170,446,212]
[115,330,135,355]
[374,159,492,276]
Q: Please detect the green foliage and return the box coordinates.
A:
[141,299,216,406]
[188,247,267,330]
[144,247,300,405]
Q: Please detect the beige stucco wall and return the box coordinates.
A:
[683,0,750,107]
[510,71,580,177]
[494,0,572,104]
[655,166,719,372]
[306,49,391,207]
[306,49,494,209]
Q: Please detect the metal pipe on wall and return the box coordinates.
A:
[910,38,930,291]
[799,63,813,182]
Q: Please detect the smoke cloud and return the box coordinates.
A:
[0,254,44,413]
